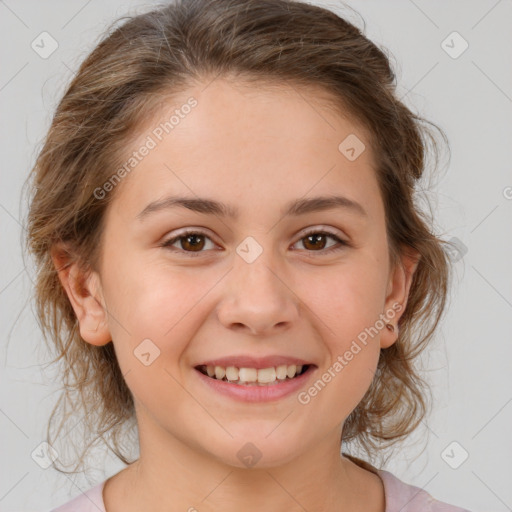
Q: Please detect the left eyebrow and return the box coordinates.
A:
[136,194,368,221]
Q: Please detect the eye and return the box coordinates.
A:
[161,230,216,256]
[293,229,348,254]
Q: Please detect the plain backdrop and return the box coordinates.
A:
[0,1,511,511]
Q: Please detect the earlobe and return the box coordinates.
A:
[380,247,421,349]
[51,243,111,346]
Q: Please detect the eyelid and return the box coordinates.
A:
[296,224,345,239]
[165,226,216,240]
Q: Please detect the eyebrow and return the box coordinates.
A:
[136,194,368,221]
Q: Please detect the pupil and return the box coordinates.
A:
[305,234,325,250]
[184,234,204,251]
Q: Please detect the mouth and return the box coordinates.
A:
[195,363,314,386]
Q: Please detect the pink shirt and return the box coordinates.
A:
[50,468,472,511]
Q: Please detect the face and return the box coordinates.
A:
[57,77,418,470]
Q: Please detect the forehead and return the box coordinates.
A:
[107,77,381,221]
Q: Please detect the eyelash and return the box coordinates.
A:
[160,228,349,257]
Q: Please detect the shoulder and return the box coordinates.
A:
[49,481,106,512]
[377,469,473,512]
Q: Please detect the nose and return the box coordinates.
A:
[216,254,300,336]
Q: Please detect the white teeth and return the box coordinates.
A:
[238,368,257,382]
[201,363,308,384]
[214,366,225,380]
[276,365,288,380]
[257,367,276,383]
[225,366,239,381]
[286,364,297,378]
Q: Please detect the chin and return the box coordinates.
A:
[215,432,303,470]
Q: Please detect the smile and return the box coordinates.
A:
[196,364,310,386]
[193,362,317,403]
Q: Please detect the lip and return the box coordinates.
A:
[195,355,314,370]
[194,364,317,403]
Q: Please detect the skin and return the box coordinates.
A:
[53,77,419,512]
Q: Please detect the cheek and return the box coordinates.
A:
[102,261,208,409]
[324,355,379,423]
[306,256,388,339]
[103,256,219,371]
[104,254,198,332]
[302,257,385,400]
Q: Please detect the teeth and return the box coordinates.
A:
[225,366,239,381]
[214,366,225,379]
[257,367,276,383]
[276,365,288,380]
[239,367,257,382]
[200,363,307,384]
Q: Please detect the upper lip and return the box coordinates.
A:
[195,355,315,370]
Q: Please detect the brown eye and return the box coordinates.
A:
[180,233,206,251]
[302,233,329,251]
[294,230,348,254]
[162,231,215,254]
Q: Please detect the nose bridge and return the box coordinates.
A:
[237,251,282,300]
[234,233,283,294]
[216,241,299,335]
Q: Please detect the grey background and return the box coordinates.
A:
[1,0,511,511]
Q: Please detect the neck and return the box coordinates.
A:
[108,420,383,512]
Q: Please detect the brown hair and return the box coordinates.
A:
[24,0,454,474]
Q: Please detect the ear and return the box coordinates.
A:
[51,243,111,346]
[380,246,420,349]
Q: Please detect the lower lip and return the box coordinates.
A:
[194,366,316,403]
